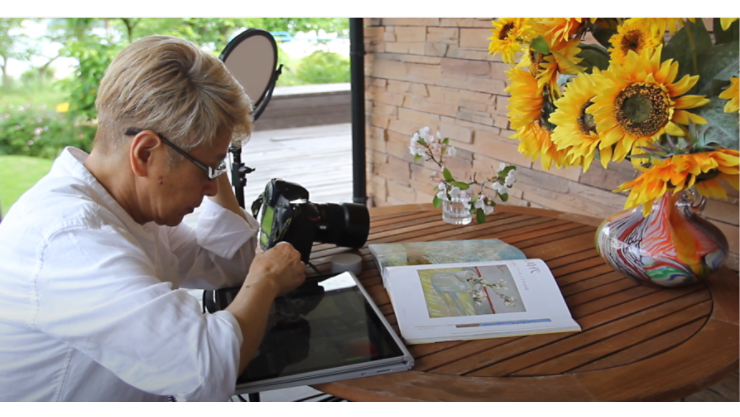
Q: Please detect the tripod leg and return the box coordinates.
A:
[248,392,261,402]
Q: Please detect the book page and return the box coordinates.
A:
[369,239,526,288]
[385,259,580,343]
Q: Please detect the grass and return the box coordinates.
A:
[0,82,68,110]
[0,155,54,217]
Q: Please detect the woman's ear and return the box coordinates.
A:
[129,131,163,178]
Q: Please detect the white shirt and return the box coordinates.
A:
[0,147,260,401]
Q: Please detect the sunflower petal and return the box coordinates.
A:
[672,110,708,126]
[719,173,740,190]
[600,146,613,168]
[601,128,624,148]
[664,122,685,136]
[669,74,699,96]
[674,95,710,109]
[695,179,728,199]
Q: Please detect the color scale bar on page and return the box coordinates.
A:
[456,318,552,328]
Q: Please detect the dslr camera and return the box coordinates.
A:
[251,179,370,264]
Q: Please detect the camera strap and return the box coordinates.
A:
[251,193,264,218]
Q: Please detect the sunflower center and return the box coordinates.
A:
[620,30,646,54]
[614,83,671,137]
[499,23,515,40]
[578,101,597,135]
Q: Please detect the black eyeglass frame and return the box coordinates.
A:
[124,128,227,180]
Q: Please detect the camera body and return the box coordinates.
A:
[251,179,370,264]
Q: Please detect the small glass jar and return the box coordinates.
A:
[442,193,473,225]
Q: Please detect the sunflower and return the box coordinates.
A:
[588,45,710,164]
[537,38,585,95]
[489,18,533,64]
[720,18,739,31]
[623,18,689,36]
[514,123,573,170]
[549,70,610,172]
[534,18,590,44]
[616,149,740,216]
[608,20,663,66]
[504,67,544,131]
[718,77,739,114]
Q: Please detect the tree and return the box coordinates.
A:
[0,18,36,89]
[55,18,350,124]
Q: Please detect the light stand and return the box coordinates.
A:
[220,29,282,209]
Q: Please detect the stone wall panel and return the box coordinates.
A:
[363,18,738,269]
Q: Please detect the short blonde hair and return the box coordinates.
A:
[94,35,253,155]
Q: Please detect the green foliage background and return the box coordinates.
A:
[0,18,351,159]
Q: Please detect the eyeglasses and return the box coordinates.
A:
[124,128,227,180]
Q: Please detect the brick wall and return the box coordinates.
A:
[362,18,739,270]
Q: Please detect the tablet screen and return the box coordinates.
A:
[235,273,405,385]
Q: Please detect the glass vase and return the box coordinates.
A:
[442,194,473,225]
[595,189,729,288]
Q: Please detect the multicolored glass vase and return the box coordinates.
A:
[596,189,729,288]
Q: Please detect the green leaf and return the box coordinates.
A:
[663,19,712,82]
[499,192,509,202]
[694,41,740,96]
[714,18,739,45]
[417,138,427,146]
[589,23,616,48]
[692,99,740,150]
[499,165,516,176]
[450,181,470,190]
[476,208,486,224]
[413,154,421,162]
[442,167,453,182]
[442,138,449,145]
[576,44,610,72]
[530,35,550,55]
[432,195,443,209]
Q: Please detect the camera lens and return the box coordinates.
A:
[314,203,370,248]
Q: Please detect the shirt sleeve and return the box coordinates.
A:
[168,198,260,290]
[31,221,243,402]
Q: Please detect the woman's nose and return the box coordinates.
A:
[204,177,219,197]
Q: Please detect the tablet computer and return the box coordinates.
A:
[207,272,414,395]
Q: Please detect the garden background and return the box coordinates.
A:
[0,17,351,216]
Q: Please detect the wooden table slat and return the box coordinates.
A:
[369,211,465,234]
[514,300,712,376]
[549,254,606,276]
[468,290,711,377]
[565,279,642,307]
[412,337,520,372]
[555,264,617,286]
[546,248,602,269]
[423,287,705,376]
[558,271,626,297]
[407,341,466,358]
[568,285,660,318]
[573,285,702,325]
[573,320,738,401]
[522,232,599,261]
[572,318,706,372]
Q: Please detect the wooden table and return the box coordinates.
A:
[306,203,739,401]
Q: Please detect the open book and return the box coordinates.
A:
[384,259,581,344]
[368,239,527,288]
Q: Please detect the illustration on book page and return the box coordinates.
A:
[419,265,526,318]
